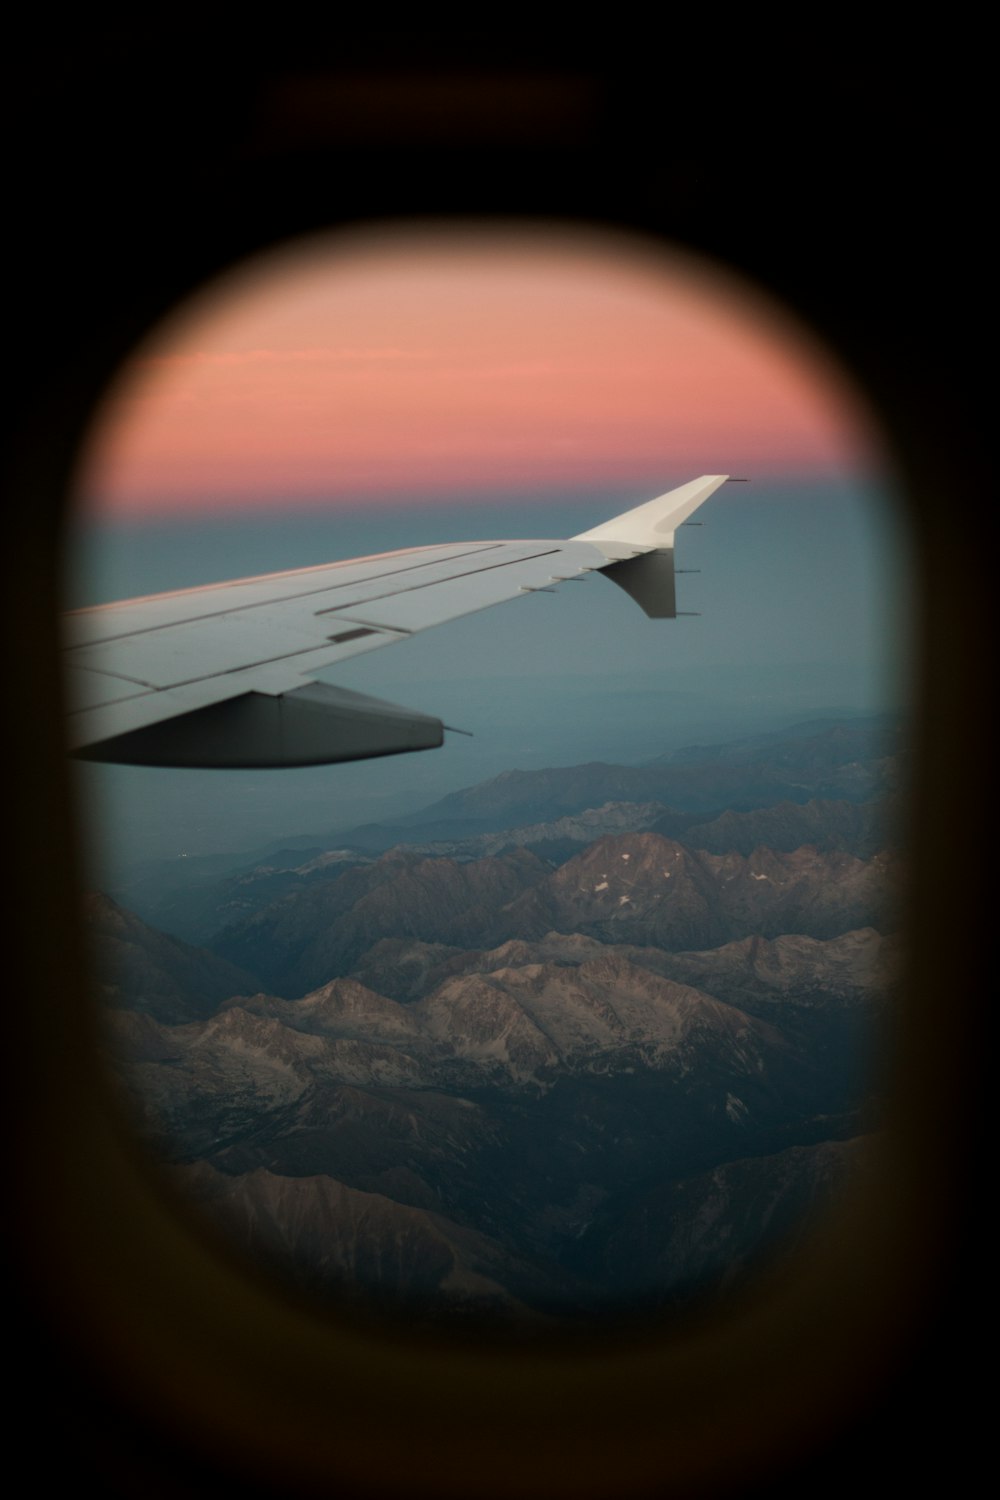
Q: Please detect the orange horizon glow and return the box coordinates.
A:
[75,225,883,519]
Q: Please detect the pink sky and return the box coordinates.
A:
[76,224,881,518]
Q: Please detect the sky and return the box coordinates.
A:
[74,222,883,518]
[66,222,912,873]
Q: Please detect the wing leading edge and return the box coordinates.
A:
[64,475,729,767]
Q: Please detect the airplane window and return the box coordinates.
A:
[66,222,911,1339]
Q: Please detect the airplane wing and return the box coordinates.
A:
[63,475,729,767]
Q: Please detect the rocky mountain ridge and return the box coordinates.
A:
[210,831,895,999]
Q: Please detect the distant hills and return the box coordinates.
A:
[360,715,905,842]
[113,715,904,945]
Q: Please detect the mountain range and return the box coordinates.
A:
[91,715,902,1334]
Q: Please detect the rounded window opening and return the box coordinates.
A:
[67,222,912,1340]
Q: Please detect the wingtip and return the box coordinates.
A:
[571,474,729,552]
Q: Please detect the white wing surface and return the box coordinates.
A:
[63,475,729,767]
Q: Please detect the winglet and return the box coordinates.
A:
[571,475,729,556]
[572,476,729,619]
